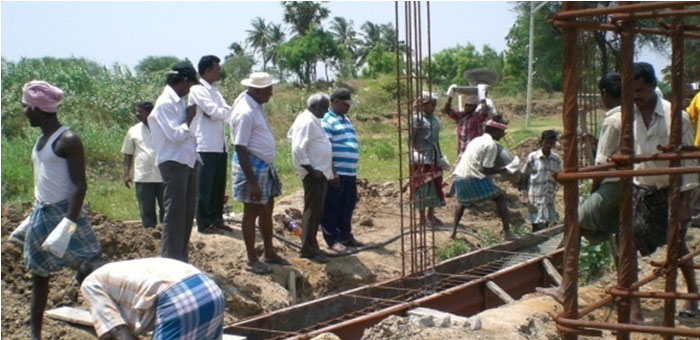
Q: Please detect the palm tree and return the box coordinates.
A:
[329,17,360,58]
[266,23,286,71]
[356,21,383,67]
[228,42,245,58]
[282,1,329,36]
[246,17,271,71]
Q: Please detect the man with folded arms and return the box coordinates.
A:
[20,80,101,340]
[288,93,334,263]
[189,55,233,234]
[230,72,289,274]
[148,61,200,263]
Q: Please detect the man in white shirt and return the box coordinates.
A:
[121,101,164,229]
[539,63,699,320]
[287,93,334,263]
[189,55,233,234]
[450,115,513,241]
[147,61,199,263]
[78,257,224,340]
[230,72,289,275]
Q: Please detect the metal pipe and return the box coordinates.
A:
[554,1,695,20]
[395,1,405,278]
[551,20,700,39]
[610,151,700,163]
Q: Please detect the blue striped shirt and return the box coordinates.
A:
[322,109,359,176]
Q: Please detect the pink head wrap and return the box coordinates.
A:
[22,80,64,113]
[485,119,508,131]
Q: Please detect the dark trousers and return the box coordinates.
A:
[135,182,165,228]
[159,161,197,263]
[196,152,227,230]
[301,175,328,256]
[321,175,357,247]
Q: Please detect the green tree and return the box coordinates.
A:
[228,42,246,58]
[430,44,503,89]
[361,47,397,78]
[134,56,182,77]
[281,1,329,36]
[246,17,272,72]
[222,53,256,83]
[277,25,340,86]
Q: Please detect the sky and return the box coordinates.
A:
[1,1,669,77]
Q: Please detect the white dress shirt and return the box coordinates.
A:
[188,79,230,153]
[229,92,276,164]
[80,258,201,337]
[120,122,162,183]
[147,85,198,168]
[596,94,699,191]
[287,110,334,179]
[452,133,498,179]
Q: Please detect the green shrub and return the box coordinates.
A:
[437,239,472,261]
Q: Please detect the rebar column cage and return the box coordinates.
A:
[395,1,437,278]
[552,2,700,340]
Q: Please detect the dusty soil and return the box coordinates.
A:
[361,228,700,340]
[1,138,557,339]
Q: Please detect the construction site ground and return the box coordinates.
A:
[2,135,697,339]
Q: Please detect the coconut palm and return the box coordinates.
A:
[282,1,329,36]
[329,17,360,58]
[266,23,287,72]
[246,17,272,71]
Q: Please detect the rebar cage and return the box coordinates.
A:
[552,2,700,339]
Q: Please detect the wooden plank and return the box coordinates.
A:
[542,258,563,286]
[485,281,515,304]
[45,307,92,326]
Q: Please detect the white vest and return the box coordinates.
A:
[32,126,74,203]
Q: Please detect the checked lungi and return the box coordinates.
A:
[451,176,501,206]
[153,274,225,340]
[24,199,101,277]
[231,152,281,205]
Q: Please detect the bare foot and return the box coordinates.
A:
[630,299,644,324]
[536,286,564,304]
[449,232,457,240]
[680,301,698,318]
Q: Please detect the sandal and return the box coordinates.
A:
[679,309,699,318]
[262,254,291,266]
[245,261,272,275]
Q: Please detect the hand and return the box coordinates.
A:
[247,182,262,202]
[186,104,197,125]
[330,175,340,188]
[446,84,457,98]
[123,175,132,189]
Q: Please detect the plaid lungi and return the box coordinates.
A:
[452,176,501,206]
[153,273,225,340]
[24,200,101,277]
[231,151,281,205]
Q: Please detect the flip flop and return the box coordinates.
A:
[245,261,272,275]
[262,255,291,266]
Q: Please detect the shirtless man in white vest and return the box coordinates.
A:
[19,80,101,340]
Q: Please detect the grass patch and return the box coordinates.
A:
[436,239,473,261]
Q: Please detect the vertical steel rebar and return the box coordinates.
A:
[560,3,581,340]
[617,16,636,340]
[662,13,684,340]
[395,1,405,278]
[427,1,436,270]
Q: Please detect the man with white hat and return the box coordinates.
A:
[443,84,488,160]
[20,80,102,340]
[229,72,289,275]
[148,61,200,263]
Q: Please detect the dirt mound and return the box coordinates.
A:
[499,100,561,119]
